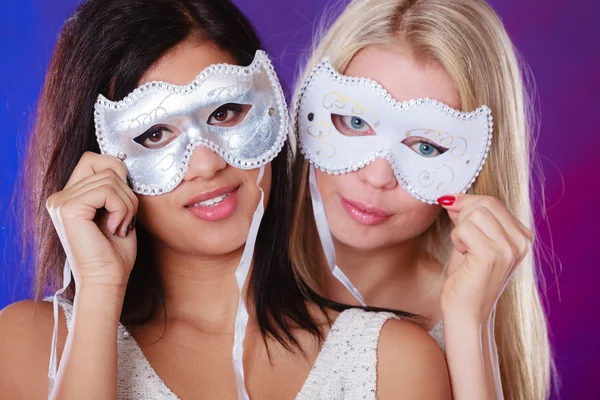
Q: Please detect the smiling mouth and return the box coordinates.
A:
[184,184,240,207]
[189,192,232,207]
[184,185,240,222]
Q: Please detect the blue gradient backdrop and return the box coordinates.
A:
[1,1,598,398]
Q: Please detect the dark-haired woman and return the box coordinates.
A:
[0,1,450,399]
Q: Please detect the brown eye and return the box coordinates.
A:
[133,125,178,149]
[148,131,163,143]
[213,110,228,122]
[207,103,251,127]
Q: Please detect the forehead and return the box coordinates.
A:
[140,40,237,86]
[343,44,461,110]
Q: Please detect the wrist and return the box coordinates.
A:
[71,259,133,291]
[441,306,484,331]
[75,273,129,296]
[442,308,497,347]
[73,283,127,324]
[440,298,495,326]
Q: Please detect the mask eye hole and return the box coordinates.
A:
[401,136,449,157]
[331,114,376,137]
[133,124,180,149]
[207,103,252,127]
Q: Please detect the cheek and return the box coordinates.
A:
[136,194,175,230]
[237,164,272,214]
[394,190,441,228]
[315,169,358,200]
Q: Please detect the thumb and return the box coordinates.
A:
[437,194,481,226]
[437,194,461,225]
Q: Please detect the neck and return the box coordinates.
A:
[325,234,443,322]
[154,242,248,334]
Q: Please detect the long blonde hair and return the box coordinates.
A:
[289,0,552,398]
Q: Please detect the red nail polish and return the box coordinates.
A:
[437,195,456,206]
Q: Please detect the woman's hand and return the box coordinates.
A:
[438,194,533,323]
[46,151,138,290]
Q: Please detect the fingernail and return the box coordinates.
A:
[437,195,456,206]
[129,215,136,231]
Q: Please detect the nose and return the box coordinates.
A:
[183,145,227,181]
[357,158,397,190]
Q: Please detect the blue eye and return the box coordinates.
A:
[331,114,375,137]
[419,142,435,156]
[350,117,366,130]
[401,137,448,158]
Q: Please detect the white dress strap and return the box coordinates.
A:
[296,308,397,400]
[44,297,179,399]
[429,320,445,352]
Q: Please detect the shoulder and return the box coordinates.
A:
[0,299,68,398]
[376,317,451,400]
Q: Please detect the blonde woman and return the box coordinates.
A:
[291,0,552,399]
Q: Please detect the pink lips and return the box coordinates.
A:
[185,185,240,222]
[341,197,392,225]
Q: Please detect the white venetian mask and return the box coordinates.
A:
[295,57,493,204]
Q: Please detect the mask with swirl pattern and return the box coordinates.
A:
[295,57,493,204]
[94,50,287,195]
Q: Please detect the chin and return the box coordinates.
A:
[172,232,248,256]
[190,219,251,250]
[333,229,395,251]
[329,213,430,252]
[143,215,249,256]
[195,241,246,256]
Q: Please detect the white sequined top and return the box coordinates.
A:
[429,320,445,352]
[53,298,398,399]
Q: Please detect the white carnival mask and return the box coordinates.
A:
[295,57,493,204]
[94,50,288,195]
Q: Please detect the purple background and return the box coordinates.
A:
[0,0,598,398]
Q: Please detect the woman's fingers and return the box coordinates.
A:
[62,174,137,236]
[64,152,129,189]
[442,195,532,266]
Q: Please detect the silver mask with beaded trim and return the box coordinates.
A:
[94,50,288,195]
[295,57,493,204]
